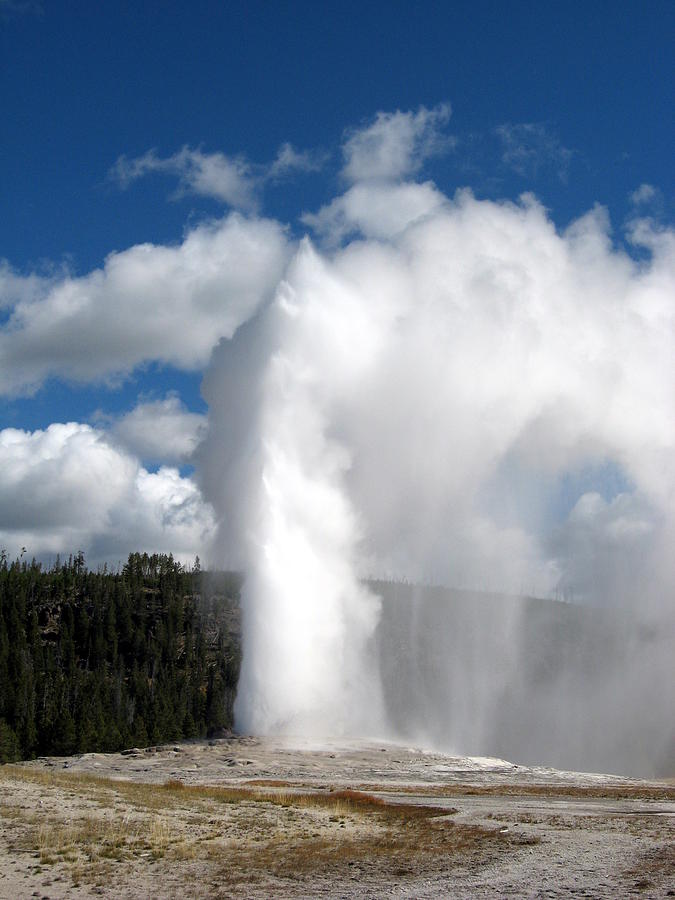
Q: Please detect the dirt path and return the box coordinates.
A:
[1,737,673,898]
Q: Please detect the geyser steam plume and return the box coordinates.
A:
[199,108,674,772]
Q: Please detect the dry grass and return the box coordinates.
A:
[244,778,293,787]
[622,842,675,891]
[233,821,506,881]
[0,764,516,891]
[200,785,512,887]
[355,780,675,802]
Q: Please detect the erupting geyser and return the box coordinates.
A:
[198,108,675,775]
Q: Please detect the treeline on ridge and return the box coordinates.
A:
[0,552,242,763]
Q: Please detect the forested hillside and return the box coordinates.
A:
[0,552,241,763]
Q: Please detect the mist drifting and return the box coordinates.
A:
[198,108,674,776]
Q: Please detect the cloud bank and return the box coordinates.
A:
[0,422,215,566]
[0,214,290,395]
[99,393,208,466]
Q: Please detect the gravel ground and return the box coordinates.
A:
[1,737,673,898]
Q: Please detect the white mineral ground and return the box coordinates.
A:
[1,736,673,898]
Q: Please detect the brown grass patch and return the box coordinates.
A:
[622,842,675,890]
[244,778,293,787]
[356,781,675,802]
[0,764,524,891]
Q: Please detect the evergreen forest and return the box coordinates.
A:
[0,552,241,763]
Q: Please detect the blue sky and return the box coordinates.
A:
[0,0,673,575]
[2,0,672,426]
[3,0,672,272]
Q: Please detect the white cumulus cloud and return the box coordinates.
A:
[111,143,325,208]
[267,142,327,180]
[0,422,215,566]
[302,181,446,244]
[0,213,291,395]
[111,146,257,209]
[100,393,208,466]
[629,183,657,206]
[341,104,452,183]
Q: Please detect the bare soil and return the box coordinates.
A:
[1,737,673,898]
